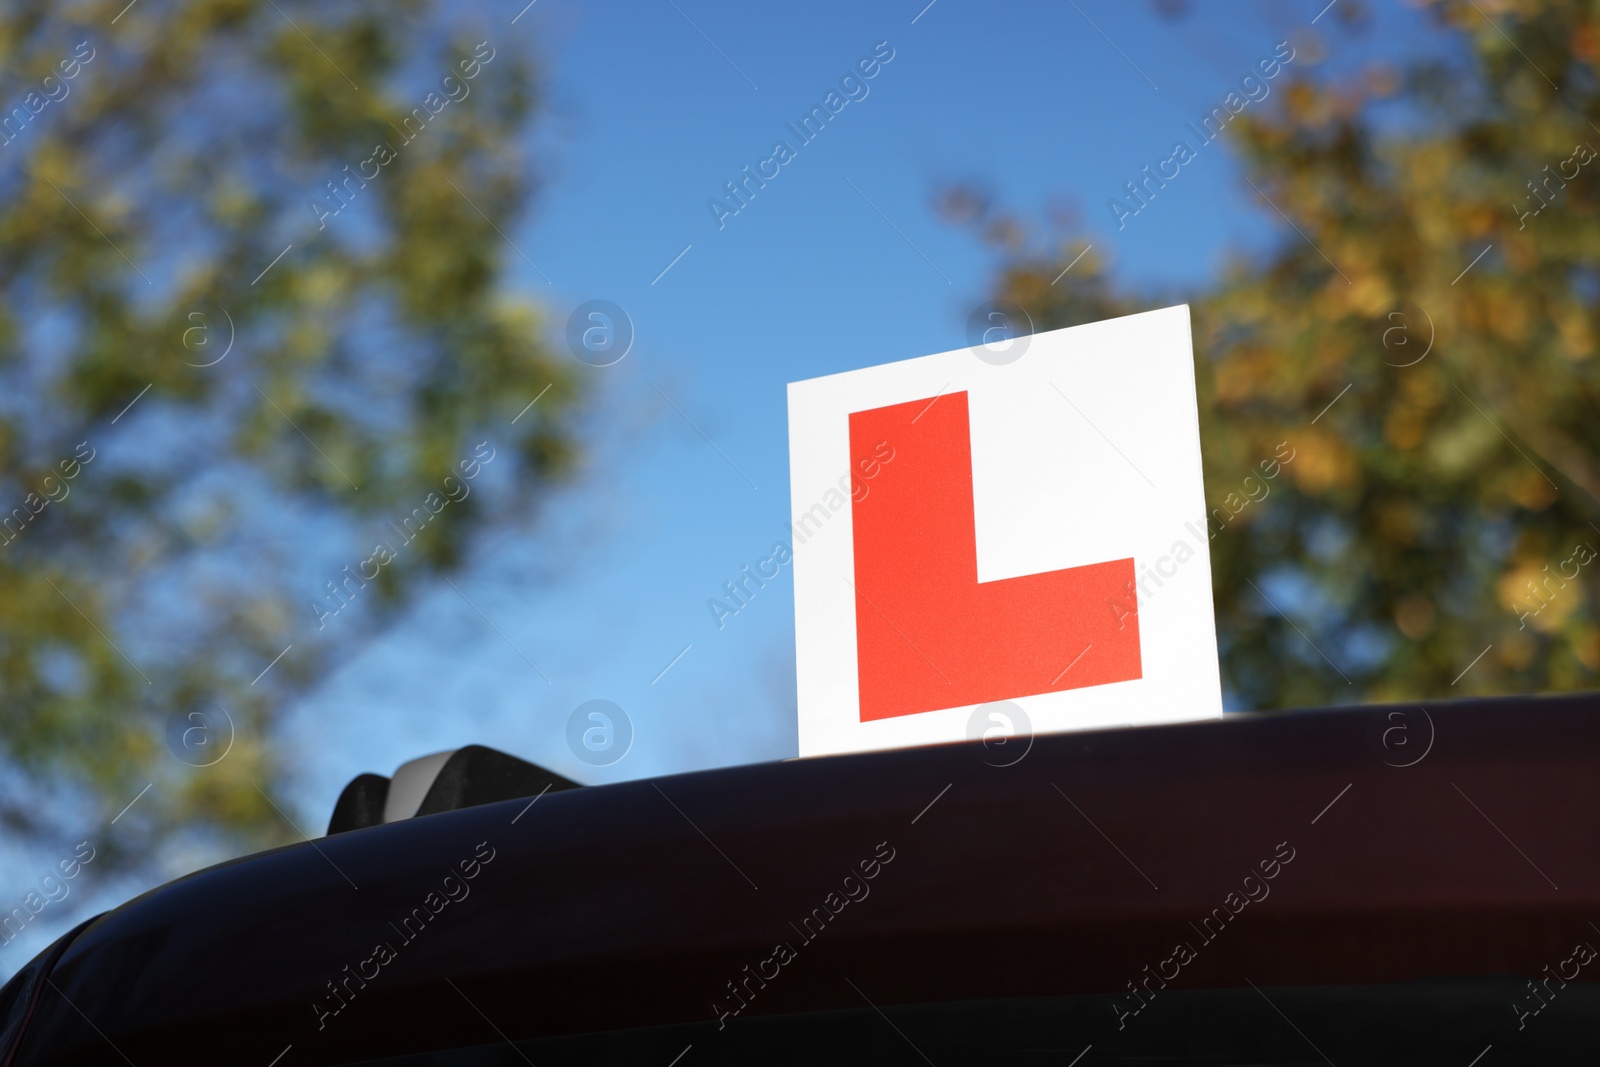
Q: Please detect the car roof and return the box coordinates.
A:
[8,691,1599,1065]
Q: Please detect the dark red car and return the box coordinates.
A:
[3,691,1597,1065]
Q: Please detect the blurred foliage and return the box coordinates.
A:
[0,0,577,863]
[959,0,1600,710]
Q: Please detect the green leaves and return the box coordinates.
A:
[980,0,1600,708]
[0,0,576,860]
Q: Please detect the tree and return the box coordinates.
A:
[962,0,1600,710]
[0,0,577,867]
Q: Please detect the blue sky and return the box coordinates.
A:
[287,0,1267,785]
[3,0,1446,975]
[294,0,1439,797]
[288,0,1440,799]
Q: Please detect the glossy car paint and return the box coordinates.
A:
[4,692,1597,1065]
